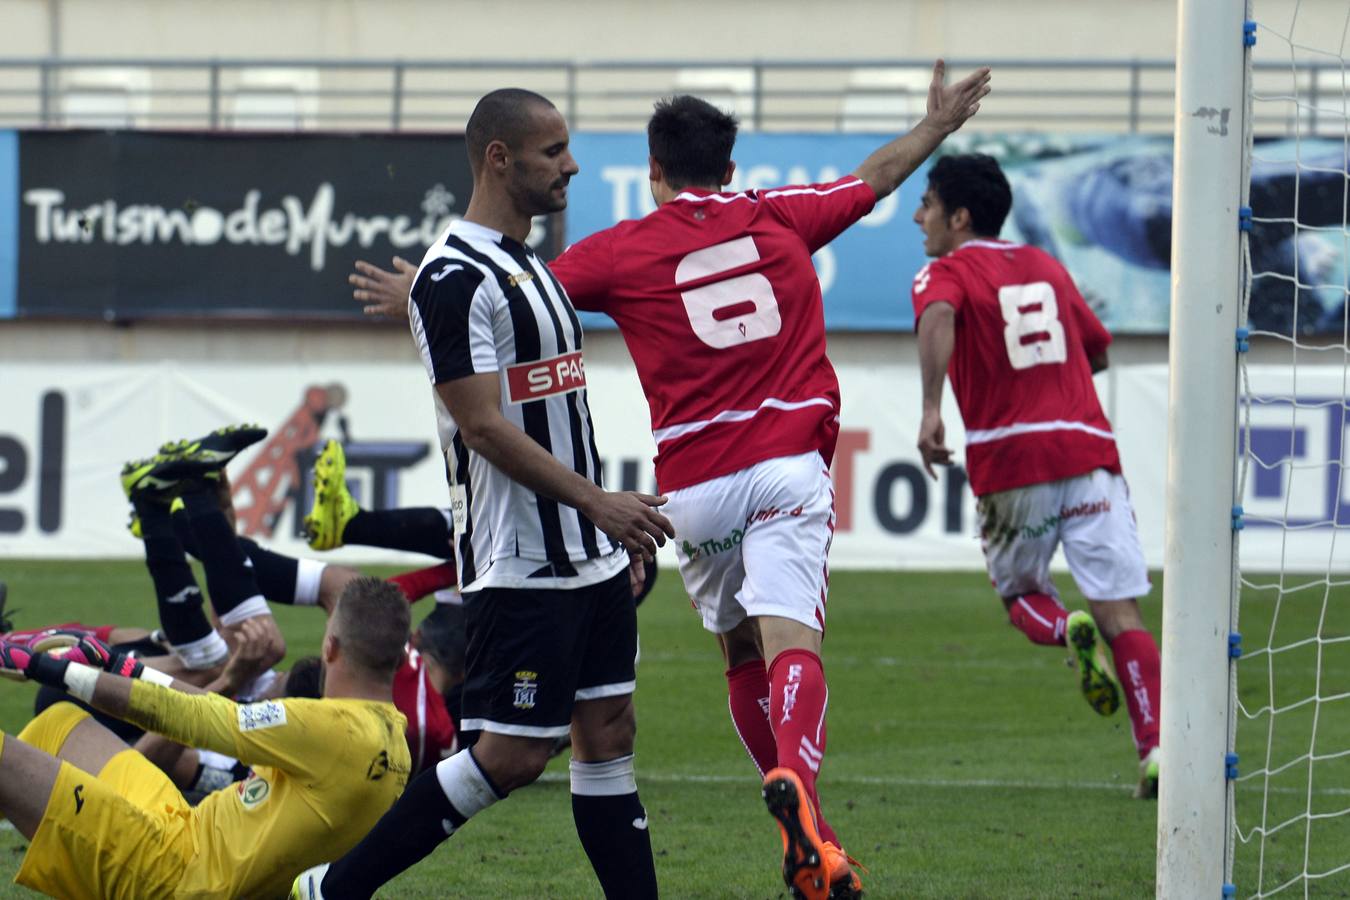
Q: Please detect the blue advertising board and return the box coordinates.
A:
[0,131,16,319]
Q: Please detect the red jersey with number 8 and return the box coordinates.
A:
[910,239,1121,496]
[551,177,877,491]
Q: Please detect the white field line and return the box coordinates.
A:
[539,771,1350,796]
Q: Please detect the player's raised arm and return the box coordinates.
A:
[853,60,992,200]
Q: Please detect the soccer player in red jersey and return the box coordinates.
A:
[910,153,1162,799]
[547,62,990,898]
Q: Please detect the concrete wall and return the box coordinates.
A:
[0,0,1341,63]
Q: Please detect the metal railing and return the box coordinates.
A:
[0,56,1335,134]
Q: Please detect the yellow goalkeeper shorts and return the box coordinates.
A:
[13,703,195,900]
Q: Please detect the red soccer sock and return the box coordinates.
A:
[768,648,838,847]
[1110,630,1162,758]
[726,660,777,777]
[1008,593,1068,646]
[387,562,458,604]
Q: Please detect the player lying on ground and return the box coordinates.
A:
[0,576,412,900]
[910,153,1162,797]
[345,60,991,900]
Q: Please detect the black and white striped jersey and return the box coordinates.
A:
[408,219,620,591]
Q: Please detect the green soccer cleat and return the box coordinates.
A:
[1065,610,1121,717]
[120,452,221,503]
[305,439,358,551]
[1135,746,1160,799]
[159,423,268,467]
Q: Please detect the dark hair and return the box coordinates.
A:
[925,153,1013,238]
[414,602,466,677]
[465,88,556,175]
[647,95,739,190]
[332,576,410,681]
[283,656,323,699]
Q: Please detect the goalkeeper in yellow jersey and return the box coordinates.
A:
[0,575,412,900]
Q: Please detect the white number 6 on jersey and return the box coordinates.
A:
[999,281,1067,369]
[676,236,781,349]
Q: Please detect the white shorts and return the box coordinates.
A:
[664,451,833,635]
[977,469,1151,602]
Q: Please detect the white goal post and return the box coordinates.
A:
[1158,0,1248,896]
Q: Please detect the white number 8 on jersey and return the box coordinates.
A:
[676,236,782,349]
[999,281,1067,369]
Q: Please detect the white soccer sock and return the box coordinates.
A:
[570,754,638,796]
[434,749,502,832]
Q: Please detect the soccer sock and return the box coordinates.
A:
[1008,592,1069,646]
[726,659,777,776]
[388,562,459,604]
[1109,630,1162,758]
[342,507,455,559]
[234,538,302,605]
[320,749,503,900]
[768,648,838,847]
[179,488,268,623]
[135,499,221,659]
[570,755,658,900]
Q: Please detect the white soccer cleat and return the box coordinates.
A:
[289,863,329,900]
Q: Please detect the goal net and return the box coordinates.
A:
[1230,2,1350,895]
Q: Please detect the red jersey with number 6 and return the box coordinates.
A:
[910,239,1121,496]
[551,177,877,491]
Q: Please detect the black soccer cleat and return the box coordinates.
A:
[159,423,268,468]
[121,452,222,502]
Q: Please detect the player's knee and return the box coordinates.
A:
[1089,599,1144,641]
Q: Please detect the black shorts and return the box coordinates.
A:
[459,570,636,738]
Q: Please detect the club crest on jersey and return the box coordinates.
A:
[513,671,538,710]
[505,350,586,404]
[236,773,270,810]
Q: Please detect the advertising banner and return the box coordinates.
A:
[1,361,1343,575]
[565,132,1350,335]
[11,130,558,320]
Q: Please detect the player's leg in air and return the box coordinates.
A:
[122,426,288,674]
[981,469,1160,798]
[304,438,454,558]
[666,451,861,900]
[1058,470,1161,799]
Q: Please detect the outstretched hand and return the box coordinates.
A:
[925,59,992,135]
[351,256,417,319]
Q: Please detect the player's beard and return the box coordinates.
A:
[515,175,569,214]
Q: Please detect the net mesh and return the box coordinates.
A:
[1232,1,1350,895]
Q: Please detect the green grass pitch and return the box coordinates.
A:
[0,560,1343,898]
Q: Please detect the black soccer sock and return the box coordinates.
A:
[321,749,504,900]
[179,487,267,622]
[135,499,213,647]
[235,538,302,605]
[342,507,454,559]
[570,755,659,900]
